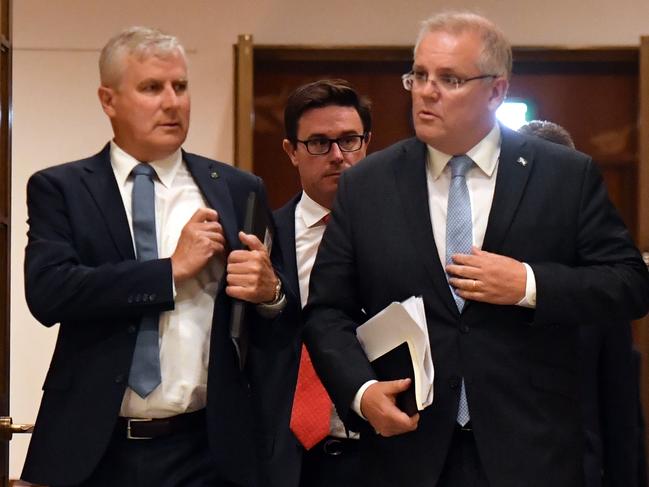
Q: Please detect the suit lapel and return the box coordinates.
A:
[482,126,534,253]
[273,195,300,301]
[392,139,459,315]
[183,152,239,250]
[80,144,135,260]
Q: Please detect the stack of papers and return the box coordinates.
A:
[356,296,434,414]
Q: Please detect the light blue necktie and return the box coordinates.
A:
[446,155,473,426]
[128,163,161,398]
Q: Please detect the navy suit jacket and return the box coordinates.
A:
[22,144,283,487]
[580,321,639,487]
[251,194,303,487]
[303,127,649,487]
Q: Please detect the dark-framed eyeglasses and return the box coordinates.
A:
[401,70,498,92]
[297,134,368,155]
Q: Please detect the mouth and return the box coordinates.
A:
[417,110,440,121]
[158,122,182,129]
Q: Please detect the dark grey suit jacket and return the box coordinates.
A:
[303,127,649,487]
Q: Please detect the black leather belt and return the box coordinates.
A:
[313,436,360,456]
[118,409,205,440]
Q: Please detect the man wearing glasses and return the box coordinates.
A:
[303,12,649,487]
[254,79,371,487]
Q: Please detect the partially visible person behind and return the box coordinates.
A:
[519,119,641,487]
[303,11,649,487]
[252,79,371,487]
[22,26,286,487]
[518,119,575,148]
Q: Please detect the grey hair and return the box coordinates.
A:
[99,26,186,87]
[414,11,512,80]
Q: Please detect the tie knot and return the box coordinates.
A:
[132,163,156,179]
[449,155,473,178]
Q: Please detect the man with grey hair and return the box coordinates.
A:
[21,26,286,487]
[303,11,649,487]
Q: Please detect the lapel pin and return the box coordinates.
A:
[517,156,528,167]
[210,171,219,179]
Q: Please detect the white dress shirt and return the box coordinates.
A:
[352,124,536,417]
[295,191,358,439]
[110,141,224,418]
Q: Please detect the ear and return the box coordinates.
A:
[282,139,299,168]
[98,86,117,117]
[488,77,509,111]
[364,131,372,147]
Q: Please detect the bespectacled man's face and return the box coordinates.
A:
[98,51,190,162]
[283,105,370,209]
[411,29,508,155]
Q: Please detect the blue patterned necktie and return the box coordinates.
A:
[128,163,161,398]
[446,155,473,426]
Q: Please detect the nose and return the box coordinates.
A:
[329,141,344,164]
[161,84,180,109]
[420,79,441,100]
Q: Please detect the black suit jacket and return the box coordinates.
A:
[580,321,638,487]
[251,194,303,487]
[303,127,649,487]
[21,144,282,487]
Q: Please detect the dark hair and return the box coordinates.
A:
[518,120,575,149]
[284,79,372,143]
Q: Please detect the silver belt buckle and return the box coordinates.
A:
[127,418,153,440]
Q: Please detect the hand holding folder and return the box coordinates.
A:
[356,296,434,416]
[229,191,273,370]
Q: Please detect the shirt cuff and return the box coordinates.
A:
[255,293,286,318]
[516,263,537,308]
[352,380,378,420]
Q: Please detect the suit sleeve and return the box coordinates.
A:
[532,159,649,325]
[24,169,175,327]
[302,173,376,424]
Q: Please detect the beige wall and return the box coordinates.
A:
[9,0,649,478]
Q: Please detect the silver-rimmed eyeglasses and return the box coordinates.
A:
[401,71,497,92]
[297,134,368,155]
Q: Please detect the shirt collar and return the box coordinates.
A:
[297,191,330,228]
[110,140,183,188]
[426,124,501,180]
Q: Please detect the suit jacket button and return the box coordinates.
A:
[127,325,136,334]
[135,294,141,302]
[149,293,156,302]
[449,377,460,389]
[142,293,149,301]
[460,324,470,333]
[115,374,125,384]
[127,295,134,304]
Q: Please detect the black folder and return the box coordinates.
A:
[370,341,418,416]
[229,191,273,370]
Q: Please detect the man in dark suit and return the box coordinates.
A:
[303,12,649,487]
[254,79,371,487]
[520,119,641,487]
[21,26,285,487]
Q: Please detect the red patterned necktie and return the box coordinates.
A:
[290,345,332,449]
[289,211,333,449]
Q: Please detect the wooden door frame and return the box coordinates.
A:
[0,0,11,485]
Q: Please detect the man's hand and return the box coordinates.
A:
[360,379,419,437]
[226,231,278,303]
[171,208,225,284]
[446,246,526,305]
